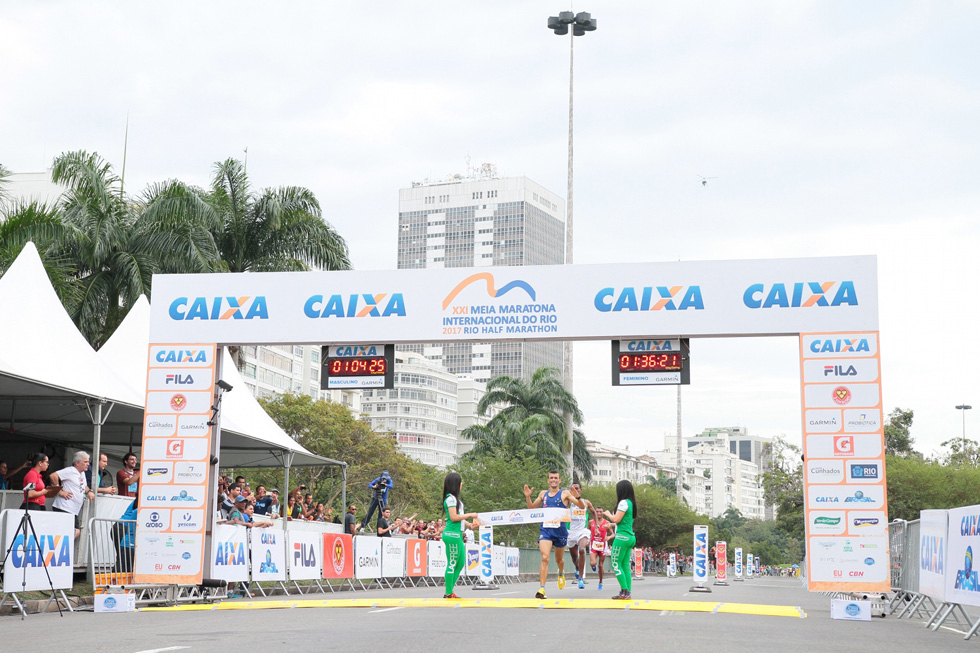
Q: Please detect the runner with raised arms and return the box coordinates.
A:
[523,469,585,599]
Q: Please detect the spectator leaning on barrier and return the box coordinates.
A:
[344,504,358,535]
[377,508,396,537]
[86,453,117,495]
[221,484,242,519]
[117,452,139,497]
[49,451,96,540]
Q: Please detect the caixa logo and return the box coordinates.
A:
[168,296,269,320]
[742,281,858,308]
[11,534,71,568]
[809,338,871,353]
[155,349,209,363]
[594,286,704,312]
[304,293,406,318]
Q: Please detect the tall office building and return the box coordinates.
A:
[397,166,566,382]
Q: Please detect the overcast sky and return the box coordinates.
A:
[2,2,978,458]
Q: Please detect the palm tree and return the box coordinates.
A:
[0,200,79,309]
[51,150,219,347]
[206,158,350,273]
[463,414,566,470]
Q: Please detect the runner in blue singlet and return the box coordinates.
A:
[523,469,585,599]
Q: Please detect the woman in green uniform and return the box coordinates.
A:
[442,471,480,599]
[603,479,637,600]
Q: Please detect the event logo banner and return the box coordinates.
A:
[693,525,709,582]
[476,507,569,526]
[1,510,74,593]
[716,541,727,581]
[134,343,215,584]
[149,257,878,345]
[322,533,354,579]
[801,331,889,593]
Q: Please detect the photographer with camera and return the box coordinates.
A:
[360,470,392,532]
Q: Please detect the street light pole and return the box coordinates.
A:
[956,404,972,453]
[548,10,596,478]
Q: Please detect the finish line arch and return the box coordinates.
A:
[135,255,886,595]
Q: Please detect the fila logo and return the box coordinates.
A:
[594,286,704,312]
[824,365,857,377]
[743,281,857,308]
[165,374,195,385]
[304,294,406,318]
[169,296,268,320]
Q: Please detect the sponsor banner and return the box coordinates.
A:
[808,536,889,585]
[716,541,727,581]
[465,543,481,577]
[210,523,249,582]
[919,509,948,601]
[149,345,216,367]
[406,539,427,577]
[173,461,207,484]
[176,415,211,439]
[620,372,681,385]
[803,383,880,409]
[746,554,753,578]
[802,358,879,384]
[148,367,214,391]
[428,540,447,578]
[479,525,494,582]
[806,484,885,511]
[668,552,677,577]
[805,409,842,434]
[492,544,506,578]
[327,344,386,358]
[133,532,203,577]
[144,415,177,438]
[693,525,709,582]
[809,511,847,536]
[138,508,170,531]
[148,256,878,345]
[141,462,173,484]
[831,599,872,621]
[505,547,520,577]
[845,460,881,483]
[140,484,207,509]
[806,460,844,484]
[288,530,322,581]
[848,512,887,536]
[353,535,382,580]
[142,437,209,461]
[734,548,743,578]
[146,390,213,415]
[1,510,74,592]
[622,339,681,352]
[476,507,570,526]
[944,504,980,607]
[251,528,286,582]
[805,434,882,459]
[322,533,354,579]
[801,333,878,358]
[633,548,644,579]
[381,537,406,578]
[171,509,204,532]
[842,409,882,433]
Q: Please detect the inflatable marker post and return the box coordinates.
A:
[690,524,712,593]
[713,541,729,586]
[734,547,744,582]
[668,552,677,578]
[473,524,498,590]
[633,548,644,580]
[746,553,754,580]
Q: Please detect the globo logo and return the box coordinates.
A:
[169,296,268,320]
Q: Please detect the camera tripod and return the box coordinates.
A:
[0,490,68,619]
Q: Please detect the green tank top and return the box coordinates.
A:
[444,493,462,534]
[616,498,635,537]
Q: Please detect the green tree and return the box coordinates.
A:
[760,436,804,542]
[886,454,980,520]
[462,414,565,471]
[938,437,980,468]
[0,200,78,307]
[582,483,705,548]
[884,407,917,457]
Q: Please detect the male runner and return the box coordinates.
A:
[523,469,585,599]
[588,506,614,591]
[565,482,595,589]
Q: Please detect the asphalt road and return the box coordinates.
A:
[3,576,978,652]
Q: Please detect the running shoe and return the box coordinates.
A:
[578,578,585,589]
[443,593,460,599]
[575,571,580,581]
[612,591,632,600]
[535,588,547,599]
[557,574,566,590]
[591,564,597,572]
[598,582,603,591]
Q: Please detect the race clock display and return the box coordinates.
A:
[321,344,395,389]
[612,339,690,386]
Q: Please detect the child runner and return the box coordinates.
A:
[523,469,585,599]
[588,505,613,591]
[603,479,637,600]
[442,471,479,599]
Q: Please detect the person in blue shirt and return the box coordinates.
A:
[117,496,138,573]
[360,470,393,531]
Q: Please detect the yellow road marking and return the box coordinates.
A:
[141,597,805,617]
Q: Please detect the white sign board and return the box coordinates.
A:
[428,540,447,578]
[381,537,406,578]
[831,599,872,621]
[1,510,74,592]
[734,548,743,577]
[354,535,382,580]
[492,544,506,578]
[465,543,481,577]
[693,525,709,582]
[918,510,947,601]
[210,523,249,582]
[944,505,980,607]
[505,547,520,577]
[479,525,494,582]
[250,527,286,582]
[149,256,878,345]
[288,529,322,581]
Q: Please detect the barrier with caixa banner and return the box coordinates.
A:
[209,523,249,584]
[322,532,356,592]
[248,527,287,596]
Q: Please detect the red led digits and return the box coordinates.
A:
[618,353,682,372]
[326,357,388,376]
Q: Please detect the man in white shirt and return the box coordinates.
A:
[49,451,96,540]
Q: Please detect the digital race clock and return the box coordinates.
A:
[321,344,395,389]
[612,339,690,386]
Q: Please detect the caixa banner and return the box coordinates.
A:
[1,510,74,592]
